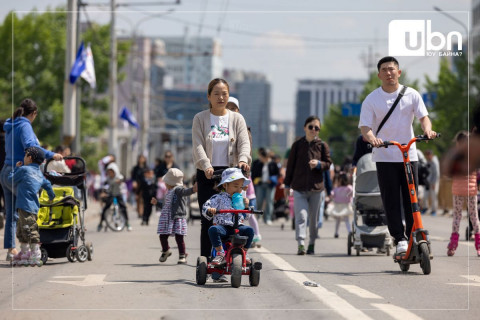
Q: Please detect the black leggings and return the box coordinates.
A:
[159,234,185,255]
[196,167,227,257]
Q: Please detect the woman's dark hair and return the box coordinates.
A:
[12,98,38,120]
[338,172,349,186]
[207,78,230,108]
[303,115,321,127]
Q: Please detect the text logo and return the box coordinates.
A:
[389,20,463,57]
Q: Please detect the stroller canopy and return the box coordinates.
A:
[355,153,380,194]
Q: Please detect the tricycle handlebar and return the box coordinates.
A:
[217,208,264,215]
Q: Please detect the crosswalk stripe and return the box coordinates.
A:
[337,284,383,299]
[255,246,373,320]
[371,303,424,320]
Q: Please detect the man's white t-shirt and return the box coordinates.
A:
[210,113,229,167]
[359,85,428,162]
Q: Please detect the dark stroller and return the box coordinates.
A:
[37,157,93,264]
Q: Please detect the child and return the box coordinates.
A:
[155,168,197,264]
[9,147,55,266]
[140,168,157,226]
[202,168,254,266]
[98,163,131,231]
[447,131,480,256]
[328,172,353,238]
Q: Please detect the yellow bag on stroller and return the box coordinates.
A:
[37,187,79,229]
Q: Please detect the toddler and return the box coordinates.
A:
[155,168,197,264]
[202,168,254,266]
[9,147,55,266]
[329,172,353,238]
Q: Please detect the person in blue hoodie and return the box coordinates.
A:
[9,147,55,266]
[0,99,62,261]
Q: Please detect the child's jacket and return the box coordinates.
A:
[9,163,55,214]
[202,192,249,227]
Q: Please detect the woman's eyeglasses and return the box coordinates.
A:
[308,125,320,131]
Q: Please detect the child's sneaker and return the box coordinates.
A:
[306,244,315,255]
[297,245,306,255]
[211,252,225,266]
[177,253,188,264]
[159,249,171,262]
[126,223,132,231]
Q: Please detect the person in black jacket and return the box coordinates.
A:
[140,168,158,226]
[251,148,279,225]
[284,116,332,255]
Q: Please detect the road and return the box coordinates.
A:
[0,200,479,320]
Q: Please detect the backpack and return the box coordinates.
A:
[418,160,431,189]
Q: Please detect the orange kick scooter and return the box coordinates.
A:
[374,134,440,274]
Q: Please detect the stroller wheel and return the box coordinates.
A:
[66,244,76,263]
[347,232,352,256]
[86,242,93,261]
[40,248,48,265]
[76,245,88,262]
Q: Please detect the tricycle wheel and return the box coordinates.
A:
[66,244,76,262]
[419,242,431,275]
[231,253,242,288]
[249,259,260,287]
[196,256,208,285]
[399,262,410,272]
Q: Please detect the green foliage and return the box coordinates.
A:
[0,8,130,170]
[423,55,479,155]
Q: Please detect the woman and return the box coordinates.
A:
[131,154,148,218]
[1,99,62,261]
[192,78,251,258]
[154,151,179,179]
[284,115,332,255]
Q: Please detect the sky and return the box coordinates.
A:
[1,0,472,121]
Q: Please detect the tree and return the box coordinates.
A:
[0,8,130,171]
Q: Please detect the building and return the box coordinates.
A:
[294,79,365,138]
[270,120,295,157]
[223,69,272,151]
[157,36,223,90]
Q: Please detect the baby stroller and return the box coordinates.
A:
[348,153,392,256]
[37,157,93,264]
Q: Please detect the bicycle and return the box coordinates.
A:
[104,195,126,232]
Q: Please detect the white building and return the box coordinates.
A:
[295,79,365,138]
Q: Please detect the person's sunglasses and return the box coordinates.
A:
[308,125,320,131]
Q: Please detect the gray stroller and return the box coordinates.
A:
[348,153,392,256]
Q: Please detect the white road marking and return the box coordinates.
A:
[49,274,132,287]
[255,246,372,320]
[371,303,424,320]
[336,284,383,299]
[449,275,480,286]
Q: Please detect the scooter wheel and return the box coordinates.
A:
[419,242,431,275]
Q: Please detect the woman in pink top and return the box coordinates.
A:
[447,131,480,257]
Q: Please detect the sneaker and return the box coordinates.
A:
[266,220,273,225]
[245,253,252,264]
[177,253,188,264]
[334,233,339,238]
[430,211,436,216]
[252,234,262,242]
[126,224,132,231]
[159,249,172,262]
[396,240,408,255]
[297,245,306,255]
[211,252,225,266]
[97,223,103,232]
[306,244,315,255]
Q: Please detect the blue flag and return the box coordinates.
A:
[119,106,140,129]
[69,42,86,84]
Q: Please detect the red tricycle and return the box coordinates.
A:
[374,134,440,274]
[196,208,263,288]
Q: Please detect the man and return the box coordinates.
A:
[359,56,437,255]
